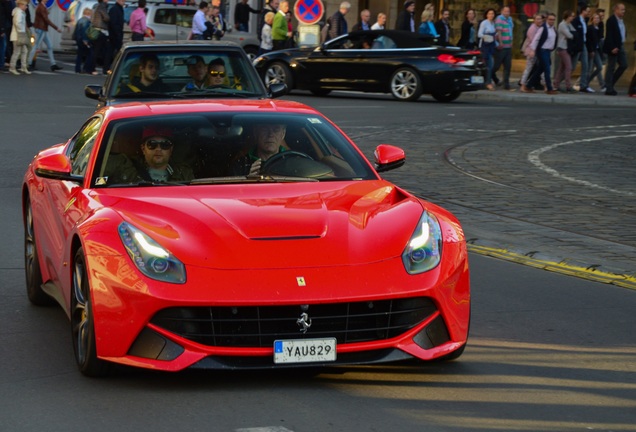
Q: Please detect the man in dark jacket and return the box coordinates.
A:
[395,0,415,32]
[603,3,627,95]
[327,1,350,40]
[435,8,451,46]
[108,0,125,56]
[234,0,260,32]
[571,2,593,92]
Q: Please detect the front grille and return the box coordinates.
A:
[151,297,437,348]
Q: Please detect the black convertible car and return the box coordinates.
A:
[253,30,486,102]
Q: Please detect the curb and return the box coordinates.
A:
[467,244,636,290]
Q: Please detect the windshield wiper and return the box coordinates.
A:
[114,91,169,99]
[190,175,318,185]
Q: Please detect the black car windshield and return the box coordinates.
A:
[93,112,377,187]
[109,50,265,99]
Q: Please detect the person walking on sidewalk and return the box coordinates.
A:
[586,12,606,91]
[571,2,594,93]
[8,0,30,75]
[28,0,62,71]
[603,3,627,96]
[478,8,497,91]
[526,12,558,94]
[520,13,543,91]
[553,10,576,93]
[92,0,111,74]
[74,7,96,74]
[492,6,514,89]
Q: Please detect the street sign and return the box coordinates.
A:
[56,0,73,11]
[293,0,323,26]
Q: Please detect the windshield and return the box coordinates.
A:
[93,112,377,187]
[109,50,266,99]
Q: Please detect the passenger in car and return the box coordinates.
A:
[118,54,166,94]
[182,55,208,90]
[106,125,194,183]
[230,123,288,176]
[205,58,229,87]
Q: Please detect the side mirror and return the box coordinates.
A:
[34,153,82,183]
[374,144,405,173]
[84,84,102,100]
[268,82,288,98]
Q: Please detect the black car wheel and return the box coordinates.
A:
[24,199,52,306]
[432,91,461,103]
[243,45,259,62]
[265,62,293,89]
[390,67,423,101]
[71,247,109,377]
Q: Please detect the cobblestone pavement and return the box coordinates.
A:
[336,88,636,290]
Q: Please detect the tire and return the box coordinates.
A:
[242,45,259,62]
[310,88,331,97]
[390,67,423,101]
[71,247,109,377]
[432,91,461,103]
[264,61,293,89]
[24,199,52,306]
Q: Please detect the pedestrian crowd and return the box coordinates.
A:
[2,0,634,96]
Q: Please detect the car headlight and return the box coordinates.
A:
[402,211,442,274]
[118,222,186,284]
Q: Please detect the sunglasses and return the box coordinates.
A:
[145,139,173,150]
[209,71,226,77]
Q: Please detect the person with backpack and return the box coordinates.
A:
[526,12,558,94]
[74,7,96,74]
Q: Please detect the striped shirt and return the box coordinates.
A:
[495,15,513,48]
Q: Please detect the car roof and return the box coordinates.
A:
[99,99,321,122]
[120,40,244,51]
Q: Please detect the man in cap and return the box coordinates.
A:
[135,126,193,182]
[396,1,416,32]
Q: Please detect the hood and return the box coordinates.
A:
[100,181,424,269]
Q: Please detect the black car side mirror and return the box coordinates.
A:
[84,85,102,100]
[268,82,288,98]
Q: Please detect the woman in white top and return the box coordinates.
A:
[553,10,576,92]
[371,13,386,30]
[478,8,497,90]
[259,11,274,55]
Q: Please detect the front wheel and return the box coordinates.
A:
[264,62,293,89]
[432,91,461,102]
[71,247,109,377]
[24,198,52,306]
[390,67,423,101]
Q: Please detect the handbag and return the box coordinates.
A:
[86,25,101,42]
[17,31,29,46]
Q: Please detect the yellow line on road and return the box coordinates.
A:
[467,244,636,290]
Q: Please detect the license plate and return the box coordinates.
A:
[273,338,337,364]
[471,75,485,84]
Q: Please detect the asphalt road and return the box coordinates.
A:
[0,56,635,431]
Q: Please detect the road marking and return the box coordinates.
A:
[528,134,636,197]
[236,428,295,432]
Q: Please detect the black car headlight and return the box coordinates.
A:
[118,222,186,284]
[402,211,442,274]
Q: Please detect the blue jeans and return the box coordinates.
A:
[480,43,496,85]
[528,49,553,91]
[0,32,6,67]
[588,49,605,87]
[237,23,248,32]
[28,28,57,65]
[570,45,589,88]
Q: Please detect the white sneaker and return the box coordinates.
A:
[20,68,31,75]
[586,87,595,93]
[9,68,19,75]
[600,87,607,92]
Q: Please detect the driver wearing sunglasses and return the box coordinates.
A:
[136,126,194,182]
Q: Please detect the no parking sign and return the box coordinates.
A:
[56,0,73,11]
[32,0,55,7]
[293,0,323,25]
